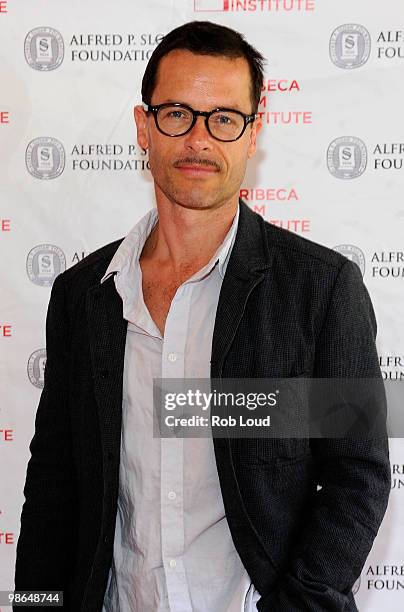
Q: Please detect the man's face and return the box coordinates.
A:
[134,49,262,211]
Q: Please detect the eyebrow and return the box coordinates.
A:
[158,98,246,112]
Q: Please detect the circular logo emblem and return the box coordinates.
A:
[26,244,66,286]
[27,349,47,389]
[24,27,64,71]
[333,244,366,276]
[327,137,367,180]
[330,24,371,69]
[26,137,65,180]
[352,576,361,596]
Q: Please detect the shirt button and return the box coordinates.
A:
[168,491,176,500]
[169,559,177,568]
[168,352,177,362]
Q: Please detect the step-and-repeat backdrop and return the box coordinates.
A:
[0,1,403,609]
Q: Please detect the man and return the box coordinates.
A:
[14,20,390,612]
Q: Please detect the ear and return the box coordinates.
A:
[134,104,149,151]
[247,115,262,159]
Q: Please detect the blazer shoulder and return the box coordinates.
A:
[57,237,124,289]
[262,217,348,272]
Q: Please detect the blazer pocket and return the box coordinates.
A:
[289,370,311,378]
[231,438,311,467]
[272,454,315,491]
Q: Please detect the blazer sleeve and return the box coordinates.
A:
[257,260,391,612]
[14,272,78,611]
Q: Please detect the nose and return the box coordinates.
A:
[183,115,213,152]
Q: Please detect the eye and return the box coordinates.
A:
[159,106,192,122]
[168,110,186,119]
[214,113,233,125]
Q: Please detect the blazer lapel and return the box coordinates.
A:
[86,273,128,474]
[210,202,279,569]
[210,200,273,378]
[210,201,272,467]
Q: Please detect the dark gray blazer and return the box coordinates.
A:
[14,200,391,611]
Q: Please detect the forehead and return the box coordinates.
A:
[152,49,252,111]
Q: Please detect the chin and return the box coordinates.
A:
[167,187,220,210]
[173,198,215,211]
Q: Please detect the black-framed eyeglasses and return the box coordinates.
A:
[142,101,258,142]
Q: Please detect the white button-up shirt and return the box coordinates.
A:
[100,204,261,612]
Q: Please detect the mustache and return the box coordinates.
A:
[173,157,221,171]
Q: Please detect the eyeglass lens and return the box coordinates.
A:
[156,105,245,140]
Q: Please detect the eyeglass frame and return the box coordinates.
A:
[142,101,258,142]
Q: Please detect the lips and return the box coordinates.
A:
[175,164,218,175]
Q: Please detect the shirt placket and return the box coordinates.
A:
[161,282,193,612]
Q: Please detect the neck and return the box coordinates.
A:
[141,189,239,275]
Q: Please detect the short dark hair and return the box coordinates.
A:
[141,21,266,113]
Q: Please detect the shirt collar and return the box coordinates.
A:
[100,207,158,284]
[100,203,239,285]
[216,203,239,279]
